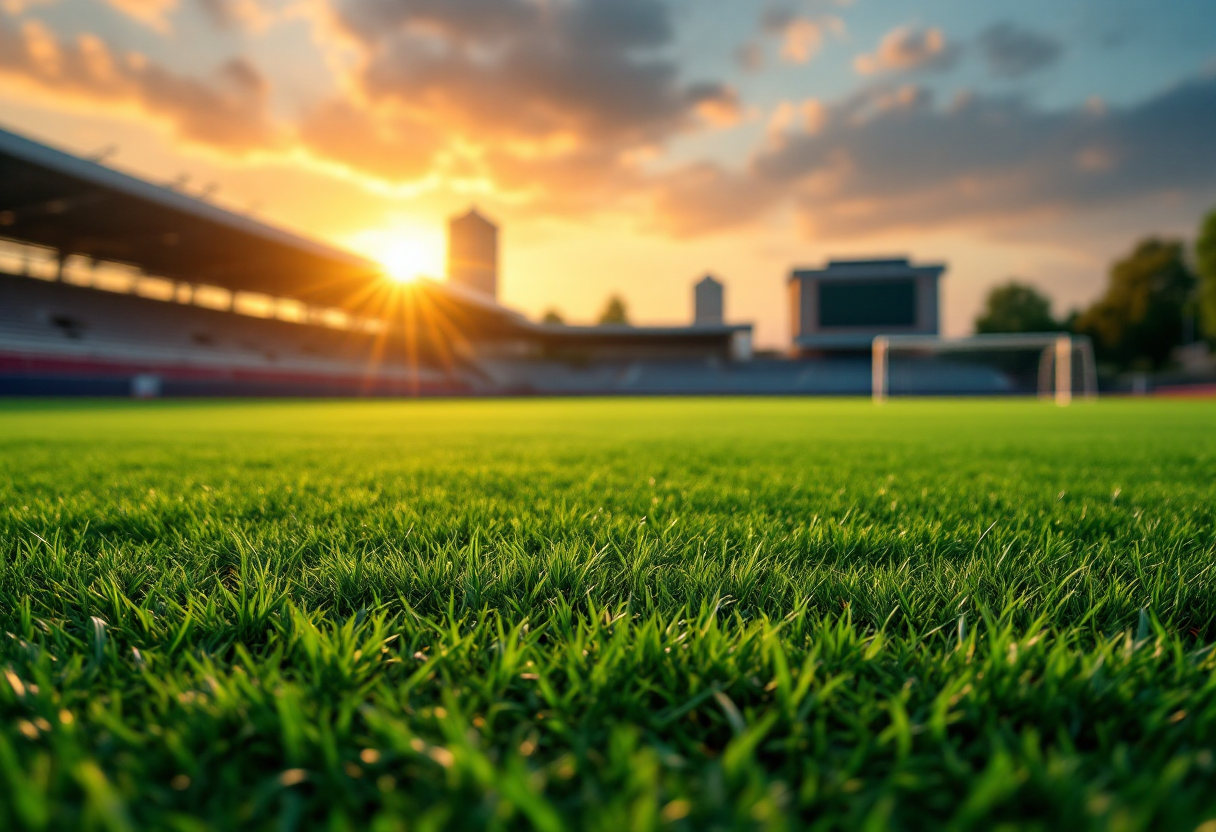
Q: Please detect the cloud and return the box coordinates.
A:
[103,0,177,33]
[315,0,737,207]
[758,6,843,65]
[853,25,959,75]
[978,22,1062,78]
[761,9,823,64]
[692,84,743,127]
[1,0,739,218]
[765,97,825,145]
[779,18,823,63]
[651,161,782,237]
[335,0,729,141]
[0,17,279,150]
[654,75,1216,238]
[195,0,273,31]
[298,99,440,181]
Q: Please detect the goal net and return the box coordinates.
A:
[872,333,1098,405]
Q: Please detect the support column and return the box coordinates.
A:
[872,336,889,404]
[1055,335,1072,407]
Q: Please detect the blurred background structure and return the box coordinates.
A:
[789,259,944,356]
[1,124,1213,398]
[694,276,724,327]
[447,209,499,300]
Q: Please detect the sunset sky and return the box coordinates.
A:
[2,0,1214,346]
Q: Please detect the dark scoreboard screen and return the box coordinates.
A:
[818,279,917,327]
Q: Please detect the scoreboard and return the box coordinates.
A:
[818,279,918,328]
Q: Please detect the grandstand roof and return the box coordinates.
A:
[0,125,385,308]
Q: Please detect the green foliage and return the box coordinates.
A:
[597,295,629,326]
[1197,206,1216,340]
[1074,239,1196,369]
[1,398,1215,831]
[975,281,1059,334]
[541,309,565,325]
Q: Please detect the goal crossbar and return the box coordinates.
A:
[872,332,1097,405]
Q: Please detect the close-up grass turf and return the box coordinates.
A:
[1,398,1215,831]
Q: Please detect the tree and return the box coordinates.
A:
[597,295,629,326]
[541,309,565,324]
[975,281,1058,334]
[1073,238,1196,370]
[1197,205,1216,340]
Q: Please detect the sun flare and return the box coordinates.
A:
[378,238,432,284]
[352,227,445,286]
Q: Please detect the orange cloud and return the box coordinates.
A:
[767,98,826,146]
[695,86,743,127]
[758,9,843,66]
[854,25,956,75]
[0,1,744,222]
[312,0,739,209]
[104,0,177,33]
[298,98,440,181]
[196,0,274,31]
[780,19,822,63]
[0,17,279,151]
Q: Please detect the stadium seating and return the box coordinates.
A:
[1,272,1017,397]
[0,272,471,394]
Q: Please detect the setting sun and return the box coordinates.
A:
[378,238,432,283]
[350,226,445,285]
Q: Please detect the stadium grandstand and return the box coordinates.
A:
[0,126,763,397]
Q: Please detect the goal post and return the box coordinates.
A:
[872,332,1098,405]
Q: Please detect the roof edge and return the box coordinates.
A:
[0,123,375,271]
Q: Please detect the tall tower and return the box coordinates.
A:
[447,207,498,299]
[694,274,724,326]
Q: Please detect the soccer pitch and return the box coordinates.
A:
[2,398,1215,830]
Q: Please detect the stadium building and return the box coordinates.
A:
[0,126,764,397]
[789,258,945,356]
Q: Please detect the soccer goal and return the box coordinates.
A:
[872,333,1098,405]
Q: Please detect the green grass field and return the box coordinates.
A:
[2,398,1215,831]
